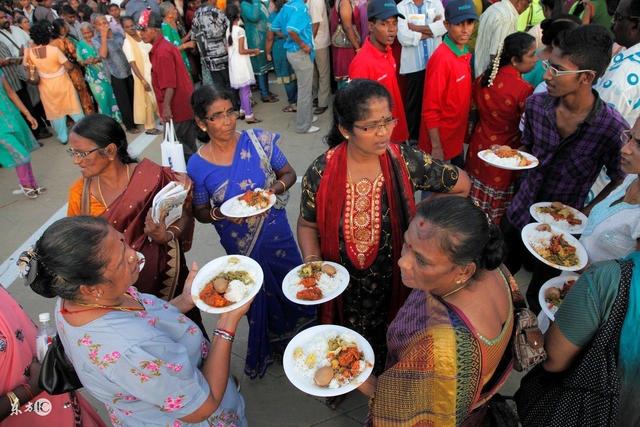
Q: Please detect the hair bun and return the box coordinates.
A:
[479,223,505,271]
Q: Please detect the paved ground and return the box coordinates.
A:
[0,82,525,426]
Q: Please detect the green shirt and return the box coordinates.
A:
[443,34,469,57]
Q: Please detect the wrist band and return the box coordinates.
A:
[7,391,20,414]
[21,384,34,401]
[166,230,175,243]
[168,224,182,234]
[303,254,321,262]
[213,329,235,342]
[276,179,287,192]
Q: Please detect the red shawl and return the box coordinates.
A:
[316,142,416,324]
[101,159,194,299]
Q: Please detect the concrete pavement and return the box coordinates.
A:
[0,82,524,426]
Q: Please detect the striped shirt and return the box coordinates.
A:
[506,92,627,230]
[397,0,446,75]
[0,41,23,92]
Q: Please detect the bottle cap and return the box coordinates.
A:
[38,312,51,323]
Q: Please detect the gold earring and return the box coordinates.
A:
[455,279,462,285]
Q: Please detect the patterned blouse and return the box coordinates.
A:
[56,287,246,427]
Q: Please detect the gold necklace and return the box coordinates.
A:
[70,294,144,312]
[97,165,131,207]
[441,281,470,298]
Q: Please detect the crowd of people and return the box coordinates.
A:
[0,0,639,423]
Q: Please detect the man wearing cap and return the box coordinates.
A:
[348,0,409,144]
[474,0,531,77]
[418,0,476,166]
[138,10,198,158]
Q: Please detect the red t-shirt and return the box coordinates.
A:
[348,38,409,144]
[418,37,473,160]
[149,36,194,123]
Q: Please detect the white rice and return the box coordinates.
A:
[224,280,247,302]
[483,151,523,168]
[535,209,582,232]
[293,270,339,298]
[223,189,270,217]
[292,332,364,388]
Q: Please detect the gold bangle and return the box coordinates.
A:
[7,391,20,414]
[277,179,287,192]
[168,224,182,234]
[210,207,222,222]
[303,254,322,262]
[166,230,175,243]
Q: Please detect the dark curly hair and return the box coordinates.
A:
[31,20,54,45]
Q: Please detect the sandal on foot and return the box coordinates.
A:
[145,128,162,135]
[245,116,262,124]
[261,95,278,103]
[20,186,38,199]
[36,187,47,195]
[282,105,297,113]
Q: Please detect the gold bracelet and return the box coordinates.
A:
[166,230,175,243]
[303,254,322,262]
[277,179,287,192]
[210,207,222,222]
[7,391,20,414]
[168,224,182,234]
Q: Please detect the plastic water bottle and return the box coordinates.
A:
[36,313,55,362]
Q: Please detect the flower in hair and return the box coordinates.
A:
[17,248,37,279]
[487,41,504,88]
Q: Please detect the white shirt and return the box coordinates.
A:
[397,0,446,75]
[580,175,640,263]
[22,6,34,23]
[474,0,519,77]
[595,42,640,128]
[308,0,330,49]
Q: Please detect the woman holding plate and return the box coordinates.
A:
[357,196,516,425]
[297,80,470,379]
[65,114,203,331]
[187,85,315,379]
[23,216,249,427]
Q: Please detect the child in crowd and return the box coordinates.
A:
[226,4,261,124]
[419,0,476,167]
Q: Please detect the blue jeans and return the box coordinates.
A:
[256,73,270,98]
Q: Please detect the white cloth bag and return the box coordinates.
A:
[160,120,187,173]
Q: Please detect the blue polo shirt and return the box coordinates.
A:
[271,0,315,60]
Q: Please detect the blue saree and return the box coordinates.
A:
[187,128,315,378]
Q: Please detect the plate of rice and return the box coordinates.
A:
[282,261,350,305]
[191,255,263,313]
[220,188,276,218]
[538,275,580,321]
[283,325,374,397]
[521,223,588,271]
[478,146,539,170]
[529,202,587,234]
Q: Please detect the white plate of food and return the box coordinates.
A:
[191,255,263,313]
[530,202,587,234]
[219,188,276,218]
[538,275,580,321]
[282,261,350,305]
[521,223,588,271]
[283,325,374,397]
[477,145,539,170]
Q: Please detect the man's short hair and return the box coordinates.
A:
[557,24,613,78]
[61,4,77,16]
[107,2,119,9]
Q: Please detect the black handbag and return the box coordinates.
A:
[39,335,83,395]
[514,259,632,426]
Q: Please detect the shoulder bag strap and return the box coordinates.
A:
[80,178,92,215]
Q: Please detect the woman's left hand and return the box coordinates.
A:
[26,114,38,130]
[144,210,170,244]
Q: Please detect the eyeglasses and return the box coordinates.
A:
[66,147,102,159]
[541,60,595,77]
[612,12,640,22]
[205,110,241,122]
[620,129,640,144]
[352,117,398,133]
